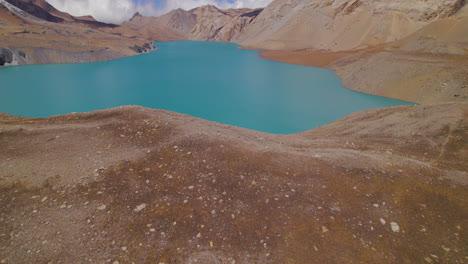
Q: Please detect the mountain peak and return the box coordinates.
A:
[192,4,221,12]
[130,12,142,21]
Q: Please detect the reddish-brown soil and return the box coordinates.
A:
[260,49,368,68]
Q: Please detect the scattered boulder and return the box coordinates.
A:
[390,222,401,232]
[129,45,144,53]
[134,203,146,212]
[0,48,13,66]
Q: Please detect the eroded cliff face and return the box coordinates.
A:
[238,0,466,50]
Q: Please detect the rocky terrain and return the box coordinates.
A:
[0,103,466,263]
[0,0,156,66]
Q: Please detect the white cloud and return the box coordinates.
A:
[46,0,157,23]
[45,0,273,24]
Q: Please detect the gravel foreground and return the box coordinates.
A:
[0,103,466,263]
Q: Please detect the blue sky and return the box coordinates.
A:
[46,0,273,24]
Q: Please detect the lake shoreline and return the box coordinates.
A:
[0,41,413,134]
[259,47,467,105]
[257,47,418,103]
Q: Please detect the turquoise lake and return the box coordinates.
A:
[0,41,413,134]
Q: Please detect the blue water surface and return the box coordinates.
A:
[0,41,413,134]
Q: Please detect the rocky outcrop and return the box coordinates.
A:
[129,42,157,54]
[0,47,13,65]
[419,0,466,21]
[0,47,29,66]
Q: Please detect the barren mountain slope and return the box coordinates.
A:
[29,0,73,21]
[0,0,156,66]
[395,11,468,55]
[115,5,262,42]
[0,103,466,263]
[112,11,192,41]
[158,9,197,37]
[261,4,468,104]
[5,0,117,28]
[328,12,468,104]
[239,0,466,51]
[188,5,259,41]
[0,3,24,24]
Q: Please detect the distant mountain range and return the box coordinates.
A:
[115,0,466,51]
[1,0,466,65]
